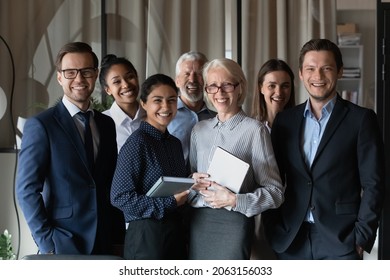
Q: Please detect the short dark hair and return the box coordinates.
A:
[55,42,99,71]
[252,59,295,121]
[140,74,178,103]
[99,54,138,89]
[298,39,343,71]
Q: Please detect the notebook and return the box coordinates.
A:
[207,146,250,194]
[146,176,194,197]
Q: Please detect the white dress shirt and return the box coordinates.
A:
[103,101,146,153]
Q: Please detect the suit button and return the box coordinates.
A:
[310,205,315,211]
[307,181,312,186]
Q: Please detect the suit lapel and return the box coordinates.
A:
[294,105,312,174]
[312,96,349,165]
[93,111,104,160]
[53,102,90,171]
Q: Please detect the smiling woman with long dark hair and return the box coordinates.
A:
[110,74,191,260]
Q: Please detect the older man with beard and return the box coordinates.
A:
[168,51,216,163]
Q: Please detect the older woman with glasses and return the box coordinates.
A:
[187,58,284,260]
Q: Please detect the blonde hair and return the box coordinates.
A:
[202,58,247,107]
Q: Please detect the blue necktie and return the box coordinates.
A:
[78,111,94,171]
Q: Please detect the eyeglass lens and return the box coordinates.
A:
[62,68,95,79]
[206,83,237,94]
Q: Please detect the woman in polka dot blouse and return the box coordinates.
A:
[111,74,191,259]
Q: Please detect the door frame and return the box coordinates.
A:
[376,0,390,260]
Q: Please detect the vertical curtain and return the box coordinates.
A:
[286,0,337,104]
[104,0,146,86]
[144,0,226,78]
[104,0,226,93]
[240,0,337,111]
[0,0,337,145]
[0,0,337,258]
[112,0,336,111]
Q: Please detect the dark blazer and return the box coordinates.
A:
[264,95,385,256]
[16,101,125,255]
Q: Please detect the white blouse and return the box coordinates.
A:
[103,101,146,153]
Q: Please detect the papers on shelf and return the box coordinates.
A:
[338,33,361,45]
[342,68,361,78]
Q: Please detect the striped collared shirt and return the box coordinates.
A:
[189,110,284,217]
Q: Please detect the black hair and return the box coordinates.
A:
[99,54,138,88]
[140,74,178,103]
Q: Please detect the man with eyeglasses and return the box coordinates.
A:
[168,51,216,164]
[16,42,125,257]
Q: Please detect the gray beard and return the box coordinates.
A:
[180,89,203,103]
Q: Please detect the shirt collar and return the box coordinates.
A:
[178,97,213,114]
[109,101,145,125]
[62,96,94,117]
[140,121,171,140]
[303,95,337,119]
[212,109,247,130]
[177,97,186,110]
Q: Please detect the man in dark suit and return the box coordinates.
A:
[16,42,125,256]
[264,39,385,259]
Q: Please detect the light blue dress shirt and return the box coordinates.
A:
[168,97,216,162]
[302,95,337,222]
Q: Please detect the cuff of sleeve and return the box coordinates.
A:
[39,248,55,254]
[188,189,197,202]
[188,189,206,208]
[232,194,246,213]
[167,196,178,209]
[39,238,55,255]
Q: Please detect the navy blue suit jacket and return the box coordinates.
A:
[16,101,125,254]
[264,95,385,255]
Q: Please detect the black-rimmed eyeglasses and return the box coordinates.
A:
[205,82,239,94]
[61,68,97,79]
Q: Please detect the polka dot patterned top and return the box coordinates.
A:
[111,121,189,222]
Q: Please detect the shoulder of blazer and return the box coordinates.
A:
[275,102,306,125]
[31,102,67,126]
[334,93,375,112]
[50,102,76,129]
[331,94,374,124]
[284,102,305,116]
